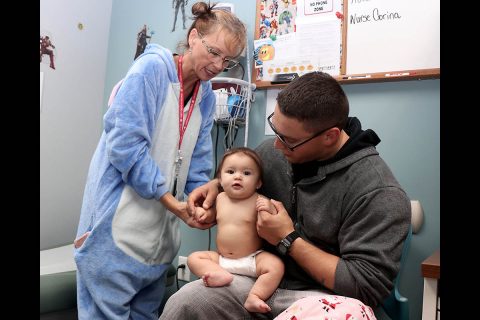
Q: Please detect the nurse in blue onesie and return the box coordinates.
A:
[73,2,247,319]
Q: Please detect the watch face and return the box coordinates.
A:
[277,239,290,255]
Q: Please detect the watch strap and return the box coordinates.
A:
[277,230,300,256]
[285,230,300,246]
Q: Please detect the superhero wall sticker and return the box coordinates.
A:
[259,0,296,41]
[40,33,57,70]
[134,24,154,60]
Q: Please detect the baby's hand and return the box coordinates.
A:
[193,206,207,222]
[194,206,216,223]
[256,195,278,215]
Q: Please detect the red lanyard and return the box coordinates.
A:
[177,55,200,149]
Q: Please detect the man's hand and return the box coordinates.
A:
[257,199,294,245]
[187,179,220,216]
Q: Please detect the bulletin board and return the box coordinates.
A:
[253,0,440,88]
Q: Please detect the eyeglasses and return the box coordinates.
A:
[198,33,239,70]
[267,112,338,151]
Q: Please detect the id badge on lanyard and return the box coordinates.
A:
[172,150,183,197]
[172,55,200,197]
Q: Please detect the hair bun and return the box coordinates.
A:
[191,2,211,17]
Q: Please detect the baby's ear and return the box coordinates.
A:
[256,180,262,189]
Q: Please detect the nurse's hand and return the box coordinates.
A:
[176,201,216,229]
[187,179,221,216]
[159,190,215,229]
[193,206,217,224]
[184,210,216,230]
[185,216,216,229]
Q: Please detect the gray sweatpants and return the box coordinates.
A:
[159,275,328,320]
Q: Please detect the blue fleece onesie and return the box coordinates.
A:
[74,44,215,320]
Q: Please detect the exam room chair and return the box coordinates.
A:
[40,244,177,319]
[378,224,413,320]
[376,199,423,320]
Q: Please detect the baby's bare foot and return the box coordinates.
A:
[202,271,234,287]
[244,294,271,313]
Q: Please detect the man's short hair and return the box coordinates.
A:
[276,71,349,132]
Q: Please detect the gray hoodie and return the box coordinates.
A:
[256,118,411,307]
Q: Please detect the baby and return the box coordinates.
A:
[188,147,284,313]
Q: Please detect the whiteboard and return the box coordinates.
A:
[346,0,440,75]
[253,0,440,87]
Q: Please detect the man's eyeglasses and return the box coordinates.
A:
[198,33,239,70]
[267,112,338,151]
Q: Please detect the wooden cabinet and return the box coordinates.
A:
[421,250,440,320]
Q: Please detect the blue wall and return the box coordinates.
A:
[104,1,439,319]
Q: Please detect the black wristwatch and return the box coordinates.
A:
[276,230,300,256]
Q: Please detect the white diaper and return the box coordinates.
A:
[219,250,263,278]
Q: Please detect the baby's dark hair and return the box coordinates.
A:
[215,147,263,183]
